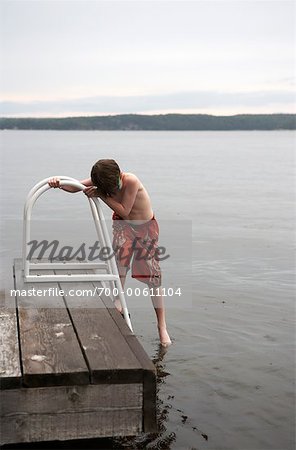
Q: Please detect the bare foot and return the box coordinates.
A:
[158,326,172,347]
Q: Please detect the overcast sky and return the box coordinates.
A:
[0,0,295,117]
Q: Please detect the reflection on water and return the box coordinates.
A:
[115,344,176,449]
[117,343,210,449]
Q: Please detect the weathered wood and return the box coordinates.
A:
[0,299,22,389]
[1,384,142,444]
[0,270,22,389]
[2,260,158,442]
[89,281,156,371]
[58,277,143,384]
[1,383,142,415]
[2,410,142,444]
[14,260,89,387]
[93,282,158,433]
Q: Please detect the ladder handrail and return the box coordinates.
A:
[23,177,86,275]
[22,176,133,331]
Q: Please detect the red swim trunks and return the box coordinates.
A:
[112,212,162,287]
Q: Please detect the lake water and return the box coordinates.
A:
[0,130,295,450]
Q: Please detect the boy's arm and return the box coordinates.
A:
[98,178,139,219]
[48,177,93,192]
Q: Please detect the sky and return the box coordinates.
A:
[0,0,295,117]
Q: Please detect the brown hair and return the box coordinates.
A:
[91,159,121,197]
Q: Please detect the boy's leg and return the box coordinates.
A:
[112,220,132,313]
[149,283,172,347]
[114,266,129,312]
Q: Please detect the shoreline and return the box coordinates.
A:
[0,113,295,131]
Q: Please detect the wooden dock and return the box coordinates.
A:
[0,259,157,446]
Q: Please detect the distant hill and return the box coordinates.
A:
[0,114,295,130]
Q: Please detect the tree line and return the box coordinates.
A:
[0,114,295,130]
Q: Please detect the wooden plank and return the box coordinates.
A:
[0,285,22,389]
[14,259,89,387]
[1,410,142,445]
[58,276,143,384]
[1,383,142,415]
[0,272,22,389]
[91,283,155,369]
[0,308,22,389]
[1,384,142,444]
[93,282,157,432]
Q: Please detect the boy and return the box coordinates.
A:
[49,159,171,346]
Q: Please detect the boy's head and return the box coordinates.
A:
[91,159,121,197]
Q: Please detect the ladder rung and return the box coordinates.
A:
[29,263,108,270]
[24,274,120,283]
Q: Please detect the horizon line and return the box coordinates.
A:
[1,112,295,120]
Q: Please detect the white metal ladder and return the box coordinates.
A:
[22,176,133,331]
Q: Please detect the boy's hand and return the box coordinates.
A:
[48,177,60,188]
[83,186,99,198]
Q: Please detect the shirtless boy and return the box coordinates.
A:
[48,159,171,346]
